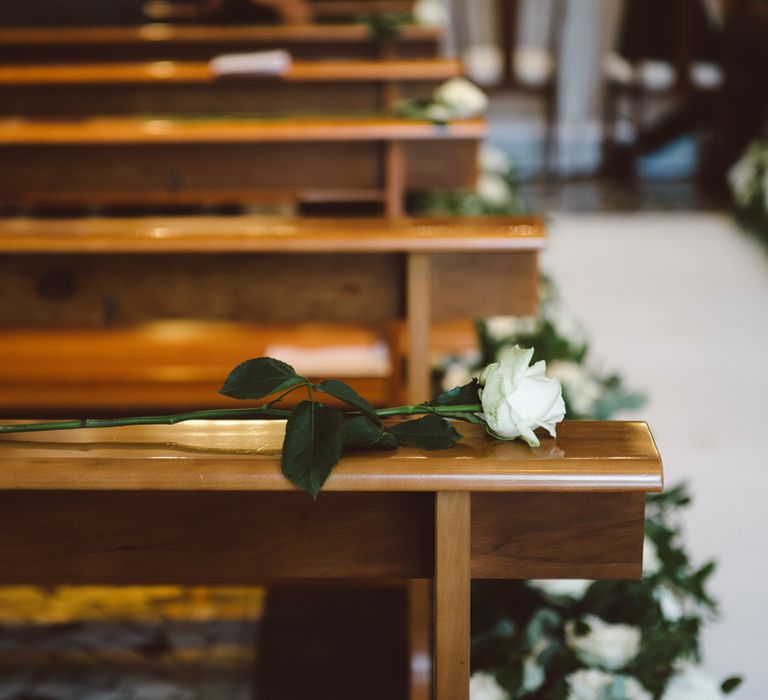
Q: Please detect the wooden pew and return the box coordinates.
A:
[0,116,484,216]
[0,419,664,700]
[0,58,461,117]
[0,24,441,64]
[0,215,544,412]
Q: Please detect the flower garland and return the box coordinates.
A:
[728,139,768,248]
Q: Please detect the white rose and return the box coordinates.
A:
[470,671,509,700]
[567,669,651,700]
[478,346,565,447]
[521,656,545,693]
[642,536,661,576]
[662,666,725,700]
[424,102,453,123]
[433,77,489,119]
[565,615,641,671]
[412,0,448,26]
[546,361,601,416]
[480,143,512,175]
[477,173,513,207]
[528,578,593,600]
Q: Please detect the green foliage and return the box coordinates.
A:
[427,379,480,407]
[219,356,306,400]
[343,415,398,450]
[313,379,380,425]
[387,414,462,449]
[361,12,409,43]
[281,401,346,498]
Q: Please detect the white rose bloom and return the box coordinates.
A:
[643,536,662,576]
[433,77,489,119]
[655,585,684,622]
[478,346,566,447]
[565,614,641,671]
[566,669,615,700]
[521,655,545,693]
[546,361,601,415]
[470,671,509,700]
[528,578,593,600]
[477,172,513,207]
[621,676,654,700]
[424,102,453,123]
[484,315,537,342]
[412,0,447,26]
[662,666,725,700]
[480,143,512,175]
[728,147,759,206]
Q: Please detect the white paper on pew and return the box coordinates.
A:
[263,342,391,378]
[209,50,292,77]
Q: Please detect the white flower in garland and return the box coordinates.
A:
[477,172,514,207]
[546,360,602,416]
[662,666,725,700]
[565,614,641,671]
[412,0,447,26]
[643,536,662,576]
[655,584,684,622]
[469,671,509,700]
[484,315,538,343]
[521,655,545,693]
[480,143,513,175]
[433,77,489,119]
[528,578,593,600]
[478,346,565,447]
[566,669,652,700]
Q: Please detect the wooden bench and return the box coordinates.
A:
[0,215,544,413]
[0,58,462,117]
[0,116,484,216]
[0,24,441,64]
[0,419,664,700]
[0,58,461,119]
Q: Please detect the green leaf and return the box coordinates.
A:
[344,416,397,450]
[721,677,743,694]
[314,379,381,425]
[219,357,305,400]
[427,379,480,406]
[281,401,346,497]
[388,414,462,450]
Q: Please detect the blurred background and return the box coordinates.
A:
[0,0,766,698]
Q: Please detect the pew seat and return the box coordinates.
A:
[0,215,544,411]
[0,58,462,117]
[0,24,441,64]
[0,116,485,214]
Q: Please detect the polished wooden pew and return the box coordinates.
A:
[0,419,664,700]
[0,24,441,64]
[0,116,484,216]
[0,58,461,117]
[0,215,544,413]
[310,0,415,20]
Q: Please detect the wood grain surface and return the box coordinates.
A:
[0,421,663,493]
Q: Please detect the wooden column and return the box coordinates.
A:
[406,252,431,404]
[434,491,471,700]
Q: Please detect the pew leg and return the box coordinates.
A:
[408,579,432,700]
[434,492,471,700]
[384,140,406,218]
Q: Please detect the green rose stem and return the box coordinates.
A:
[0,404,483,435]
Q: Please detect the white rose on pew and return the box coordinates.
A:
[413,0,448,26]
[565,615,641,671]
[470,671,509,700]
[433,77,489,119]
[478,346,565,448]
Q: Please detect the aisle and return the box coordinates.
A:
[544,212,768,697]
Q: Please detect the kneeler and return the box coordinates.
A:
[0,419,662,700]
